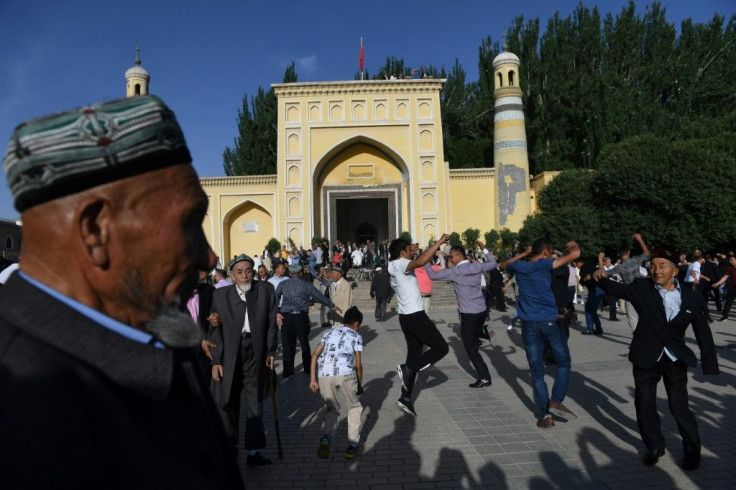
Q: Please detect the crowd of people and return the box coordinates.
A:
[0,95,728,488]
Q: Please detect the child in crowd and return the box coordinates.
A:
[309,306,365,459]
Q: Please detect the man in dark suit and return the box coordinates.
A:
[209,254,277,466]
[594,248,719,470]
[0,96,243,489]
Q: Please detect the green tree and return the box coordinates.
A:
[400,231,412,243]
[266,238,282,254]
[223,63,298,176]
[484,230,500,250]
[461,228,481,250]
[449,232,462,247]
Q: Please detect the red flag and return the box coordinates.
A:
[359,40,364,72]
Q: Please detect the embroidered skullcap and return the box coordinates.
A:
[288,264,302,274]
[3,95,191,212]
[331,265,344,274]
[229,254,254,270]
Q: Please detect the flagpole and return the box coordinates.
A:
[360,37,364,80]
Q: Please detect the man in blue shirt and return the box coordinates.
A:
[500,239,581,428]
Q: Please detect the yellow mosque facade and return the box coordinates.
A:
[159,48,535,261]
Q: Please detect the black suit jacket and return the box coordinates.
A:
[597,277,719,374]
[208,281,277,407]
[0,274,243,490]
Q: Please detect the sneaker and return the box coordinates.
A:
[397,397,417,417]
[246,451,273,466]
[548,401,577,419]
[396,364,413,391]
[536,415,555,428]
[717,317,727,322]
[317,436,331,459]
[344,444,359,459]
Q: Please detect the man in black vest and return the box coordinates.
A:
[594,248,719,470]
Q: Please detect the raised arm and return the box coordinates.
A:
[634,233,650,256]
[406,233,449,272]
[552,241,581,269]
[499,246,531,271]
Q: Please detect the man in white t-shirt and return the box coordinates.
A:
[351,248,364,268]
[389,234,450,417]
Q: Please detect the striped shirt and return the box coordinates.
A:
[275,277,333,313]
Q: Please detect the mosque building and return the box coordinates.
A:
[128,45,551,260]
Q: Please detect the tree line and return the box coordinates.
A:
[223,1,735,253]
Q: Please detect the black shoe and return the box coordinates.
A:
[246,452,273,466]
[469,379,491,388]
[609,318,619,321]
[642,447,665,466]
[397,397,416,417]
[717,317,727,322]
[594,330,603,335]
[681,452,700,471]
[396,364,413,391]
[321,322,332,328]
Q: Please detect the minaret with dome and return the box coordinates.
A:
[125,44,150,97]
[493,36,531,230]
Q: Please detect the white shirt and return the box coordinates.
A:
[388,257,424,315]
[253,256,262,269]
[317,327,364,377]
[684,261,700,283]
[351,249,364,267]
[237,288,251,333]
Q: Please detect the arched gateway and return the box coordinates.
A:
[200,78,514,260]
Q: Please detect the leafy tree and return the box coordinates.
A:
[311,236,327,246]
[449,232,462,247]
[266,238,282,254]
[461,228,481,250]
[400,231,412,243]
[484,230,500,249]
[223,63,298,176]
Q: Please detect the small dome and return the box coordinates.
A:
[125,64,150,80]
[492,50,520,68]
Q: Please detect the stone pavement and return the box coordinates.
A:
[239,300,736,489]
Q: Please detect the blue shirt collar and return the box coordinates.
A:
[18,271,164,348]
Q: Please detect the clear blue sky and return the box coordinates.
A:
[0,0,732,219]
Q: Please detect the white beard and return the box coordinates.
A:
[144,301,202,348]
[236,282,252,294]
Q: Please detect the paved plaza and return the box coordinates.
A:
[240,300,736,489]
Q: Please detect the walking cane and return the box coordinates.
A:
[267,367,284,459]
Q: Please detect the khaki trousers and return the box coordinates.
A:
[318,373,363,443]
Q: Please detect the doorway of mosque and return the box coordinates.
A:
[324,186,401,246]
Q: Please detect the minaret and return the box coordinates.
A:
[493,37,530,231]
[125,43,150,97]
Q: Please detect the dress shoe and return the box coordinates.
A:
[642,447,665,466]
[681,452,700,471]
[469,379,491,388]
[536,415,554,428]
[246,452,273,466]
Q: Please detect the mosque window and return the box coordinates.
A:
[4,236,12,249]
[508,71,515,86]
[497,73,503,87]
[135,84,141,95]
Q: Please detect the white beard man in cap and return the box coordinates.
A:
[0,95,243,489]
[208,253,277,465]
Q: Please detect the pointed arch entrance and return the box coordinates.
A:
[312,136,408,245]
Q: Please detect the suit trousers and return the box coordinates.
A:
[398,310,449,398]
[633,356,700,456]
[281,311,311,377]
[223,335,266,450]
[375,296,389,320]
[460,311,492,381]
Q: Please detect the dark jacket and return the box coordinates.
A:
[597,277,719,374]
[208,281,277,407]
[370,272,393,298]
[0,274,243,490]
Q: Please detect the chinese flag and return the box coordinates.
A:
[359,43,364,72]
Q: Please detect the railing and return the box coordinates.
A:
[200,175,277,187]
